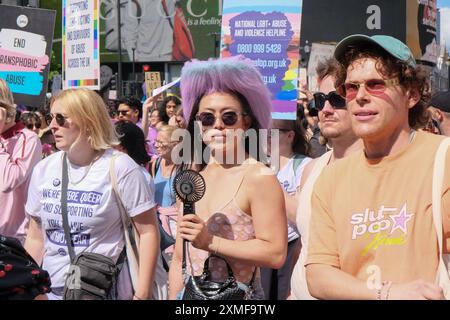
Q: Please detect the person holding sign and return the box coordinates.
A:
[0,79,42,243]
[168,56,287,300]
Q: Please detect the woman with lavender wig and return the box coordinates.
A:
[168,56,287,300]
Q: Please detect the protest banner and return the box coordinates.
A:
[152,78,181,97]
[221,0,302,120]
[63,0,100,90]
[145,72,162,98]
[0,5,56,108]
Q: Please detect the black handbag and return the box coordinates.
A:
[61,153,122,300]
[0,235,51,300]
[63,252,119,300]
[182,253,256,300]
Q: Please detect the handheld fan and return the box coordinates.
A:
[173,169,206,215]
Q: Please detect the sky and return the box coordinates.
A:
[438,0,450,51]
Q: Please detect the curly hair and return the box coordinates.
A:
[335,43,430,129]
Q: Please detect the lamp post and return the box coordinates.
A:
[117,0,123,99]
[208,32,221,58]
[132,47,137,97]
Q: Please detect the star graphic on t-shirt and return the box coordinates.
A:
[389,203,414,235]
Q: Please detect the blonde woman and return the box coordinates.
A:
[0,79,42,242]
[24,89,160,300]
[151,125,180,261]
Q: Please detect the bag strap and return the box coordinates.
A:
[61,153,76,263]
[432,138,450,264]
[151,157,162,177]
[186,246,258,289]
[203,254,257,288]
[109,153,139,291]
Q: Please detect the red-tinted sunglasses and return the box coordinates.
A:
[338,78,399,100]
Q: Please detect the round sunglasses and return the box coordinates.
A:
[313,91,346,110]
[195,111,247,127]
[25,122,41,130]
[46,113,68,126]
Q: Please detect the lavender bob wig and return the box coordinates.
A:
[180,55,272,130]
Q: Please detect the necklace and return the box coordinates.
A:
[66,152,99,185]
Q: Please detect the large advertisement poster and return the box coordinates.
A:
[0,5,55,108]
[300,0,406,52]
[221,0,302,120]
[99,0,221,63]
[63,0,100,90]
[406,0,438,66]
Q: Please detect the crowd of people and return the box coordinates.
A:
[0,33,449,300]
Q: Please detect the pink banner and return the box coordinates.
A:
[0,48,49,72]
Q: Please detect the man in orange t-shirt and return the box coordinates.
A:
[305,34,450,300]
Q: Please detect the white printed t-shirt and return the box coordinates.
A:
[25,149,157,298]
[277,155,311,242]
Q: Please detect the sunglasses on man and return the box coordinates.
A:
[117,110,130,116]
[195,111,247,127]
[313,91,346,110]
[337,78,399,100]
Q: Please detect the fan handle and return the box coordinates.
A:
[183,202,196,216]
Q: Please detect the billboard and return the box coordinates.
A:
[100,0,222,62]
[0,5,56,107]
[406,0,438,66]
[221,0,302,120]
[301,0,406,48]
[63,0,100,89]
[301,0,437,67]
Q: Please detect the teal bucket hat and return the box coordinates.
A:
[334,34,417,69]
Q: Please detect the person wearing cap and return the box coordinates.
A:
[289,58,362,300]
[0,79,42,242]
[428,91,450,136]
[305,34,449,300]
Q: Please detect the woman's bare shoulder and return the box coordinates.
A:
[243,160,278,185]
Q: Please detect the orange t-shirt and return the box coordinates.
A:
[306,131,450,284]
